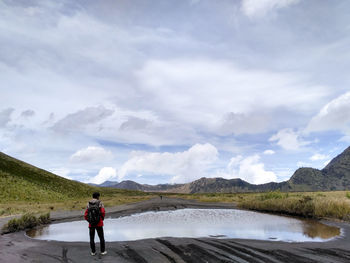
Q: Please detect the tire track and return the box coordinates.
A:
[156,239,232,263]
[195,239,278,263]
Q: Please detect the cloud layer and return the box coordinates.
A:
[119,143,218,183]
[225,155,277,184]
[70,146,113,163]
[307,92,350,133]
[241,0,300,18]
[269,129,311,150]
[1,0,350,185]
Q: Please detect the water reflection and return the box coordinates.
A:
[301,220,340,239]
[26,209,340,242]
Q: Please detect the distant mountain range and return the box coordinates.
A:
[2,146,349,196]
[93,180,185,192]
[95,146,350,193]
[89,180,119,187]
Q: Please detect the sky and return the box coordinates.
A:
[1,0,350,185]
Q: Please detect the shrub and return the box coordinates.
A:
[314,199,350,220]
[2,212,50,233]
[20,214,38,229]
[239,193,350,221]
[296,196,315,217]
[38,213,50,224]
[259,191,286,201]
[4,218,23,232]
[346,192,350,199]
[316,192,326,197]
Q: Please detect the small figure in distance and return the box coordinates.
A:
[160,195,163,200]
[84,192,107,256]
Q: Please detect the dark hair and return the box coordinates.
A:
[92,192,100,199]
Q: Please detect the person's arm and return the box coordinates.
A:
[84,208,88,221]
[100,206,105,220]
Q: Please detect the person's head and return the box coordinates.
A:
[92,192,100,199]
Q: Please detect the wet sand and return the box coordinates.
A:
[1,197,350,263]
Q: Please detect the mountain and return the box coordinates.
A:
[190,146,350,193]
[289,146,350,191]
[0,152,121,202]
[89,180,119,187]
[100,180,119,187]
[182,177,290,193]
[97,177,289,193]
[101,180,185,192]
[97,146,350,193]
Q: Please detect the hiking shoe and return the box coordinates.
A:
[101,251,107,255]
[91,252,96,256]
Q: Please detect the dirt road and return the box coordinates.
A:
[1,197,349,262]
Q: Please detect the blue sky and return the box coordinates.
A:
[1,0,350,185]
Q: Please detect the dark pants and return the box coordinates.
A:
[89,226,105,253]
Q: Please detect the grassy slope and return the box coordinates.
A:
[0,152,154,216]
[0,152,113,201]
[173,191,350,221]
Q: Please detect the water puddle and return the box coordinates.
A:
[26,209,341,242]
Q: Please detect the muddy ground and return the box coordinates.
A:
[1,197,350,263]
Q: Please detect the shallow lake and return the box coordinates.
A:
[26,208,341,242]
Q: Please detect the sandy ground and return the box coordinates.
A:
[1,197,350,263]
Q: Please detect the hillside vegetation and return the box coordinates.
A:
[0,152,154,216]
[176,191,350,221]
[0,152,119,201]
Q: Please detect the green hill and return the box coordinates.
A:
[288,146,350,191]
[0,152,119,202]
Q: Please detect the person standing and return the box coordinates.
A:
[84,192,107,256]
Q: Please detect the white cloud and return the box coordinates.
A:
[218,111,271,135]
[89,167,117,185]
[0,0,348,186]
[70,146,113,163]
[50,168,72,180]
[20,109,35,118]
[241,0,300,18]
[263,149,275,155]
[310,153,329,161]
[0,108,14,127]
[118,143,218,183]
[119,116,152,131]
[340,135,350,143]
[223,154,277,184]
[306,92,350,133]
[136,60,329,132]
[297,161,311,167]
[52,106,114,133]
[269,128,311,150]
[96,108,199,147]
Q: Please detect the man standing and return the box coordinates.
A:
[84,192,107,256]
